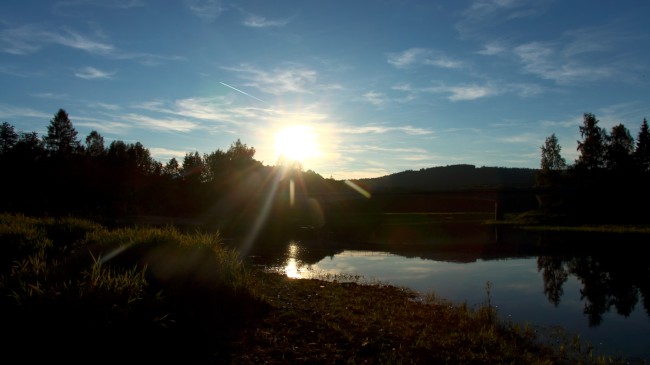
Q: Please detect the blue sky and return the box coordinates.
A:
[1,0,649,179]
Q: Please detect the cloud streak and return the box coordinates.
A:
[222,63,319,95]
[340,124,433,136]
[186,0,225,21]
[75,66,114,79]
[387,48,464,69]
[243,15,289,28]
[219,82,266,103]
[0,24,182,65]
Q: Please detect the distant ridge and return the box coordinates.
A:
[354,164,538,192]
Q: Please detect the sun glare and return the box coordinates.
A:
[274,125,319,164]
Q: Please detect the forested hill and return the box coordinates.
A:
[354,164,538,192]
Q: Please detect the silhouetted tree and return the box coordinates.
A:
[536,134,568,212]
[44,109,81,156]
[163,157,181,177]
[182,151,205,182]
[128,142,159,176]
[605,124,634,171]
[85,130,105,157]
[14,131,44,159]
[2,131,44,212]
[0,122,18,154]
[575,113,606,171]
[226,138,256,169]
[541,134,567,171]
[634,118,650,173]
[203,149,228,183]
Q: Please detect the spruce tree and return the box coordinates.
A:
[575,113,606,170]
[44,109,80,156]
[634,118,650,173]
[605,124,634,171]
[0,122,18,154]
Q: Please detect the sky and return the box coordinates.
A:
[1,0,649,180]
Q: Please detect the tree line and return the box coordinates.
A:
[3,108,648,228]
[537,113,650,223]
[0,108,341,234]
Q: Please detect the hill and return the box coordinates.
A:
[354,164,538,193]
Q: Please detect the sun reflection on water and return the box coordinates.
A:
[283,242,310,279]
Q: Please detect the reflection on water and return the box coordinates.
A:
[283,242,312,279]
[244,229,650,363]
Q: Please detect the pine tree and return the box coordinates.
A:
[634,118,650,173]
[575,113,606,170]
[44,109,80,156]
[605,124,634,171]
[0,122,18,154]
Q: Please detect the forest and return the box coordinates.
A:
[535,113,650,224]
[1,109,649,233]
[0,108,365,239]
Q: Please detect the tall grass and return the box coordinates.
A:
[0,213,263,363]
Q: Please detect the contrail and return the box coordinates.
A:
[219,82,266,103]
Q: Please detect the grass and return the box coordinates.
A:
[0,213,634,364]
[486,210,650,234]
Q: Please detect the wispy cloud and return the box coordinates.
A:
[0,24,182,65]
[0,65,42,77]
[392,81,501,102]
[0,104,51,120]
[74,66,114,79]
[54,0,146,11]
[421,83,499,101]
[148,147,188,163]
[87,102,121,111]
[243,15,289,28]
[123,113,198,132]
[356,145,429,154]
[510,20,646,85]
[457,0,552,36]
[222,63,319,94]
[133,95,328,131]
[185,0,225,21]
[340,124,433,135]
[514,41,613,84]
[387,48,463,69]
[498,133,537,144]
[72,116,131,134]
[446,85,495,101]
[507,83,543,97]
[477,41,506,56]
[41,27,113,54]
[31,92,68,99]
[363,91,388,107]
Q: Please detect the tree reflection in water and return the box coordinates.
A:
[538,253,649,327]
[537,256,568,306]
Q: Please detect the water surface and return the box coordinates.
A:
[243,228,650,363]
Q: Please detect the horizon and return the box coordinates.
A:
[1,1,649,180]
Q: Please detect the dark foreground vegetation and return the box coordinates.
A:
[0,213,633,364]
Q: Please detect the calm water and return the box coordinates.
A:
[242,226,650,363]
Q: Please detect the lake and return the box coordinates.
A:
[240,224,650,364]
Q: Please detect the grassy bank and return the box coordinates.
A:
[487,210,650,234]
[0,213,630,364]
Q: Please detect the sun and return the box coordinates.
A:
[274,125,319,165]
